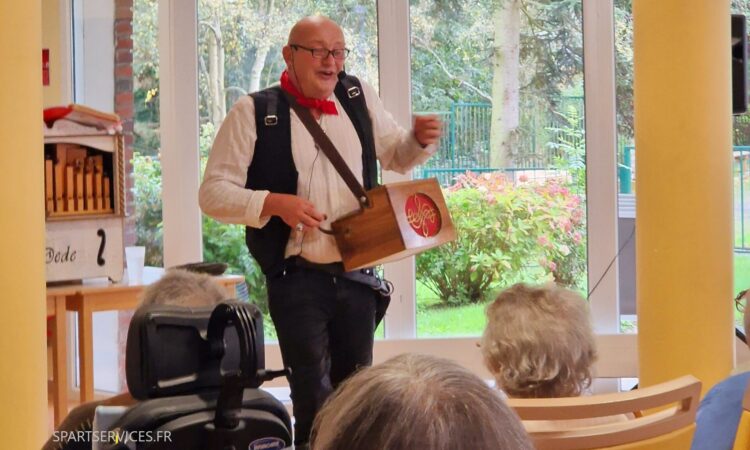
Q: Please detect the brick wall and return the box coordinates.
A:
[114,0,135,247]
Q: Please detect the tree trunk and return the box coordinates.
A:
[207,15,226,126]
[489,0,520,168]
[249,0,275,94]
[249,45,270,93]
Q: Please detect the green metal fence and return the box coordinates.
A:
[414,106,750,252]
[419,103,492,186]
[619,145,634,194]
[418,98,586,186]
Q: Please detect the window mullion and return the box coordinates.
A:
[583,0,621,332]
[377,0,417,339]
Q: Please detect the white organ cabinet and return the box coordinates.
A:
[44,108,125,282]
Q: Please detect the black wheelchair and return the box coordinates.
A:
[102,301,291,450]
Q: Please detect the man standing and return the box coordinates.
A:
[199,15,441,448]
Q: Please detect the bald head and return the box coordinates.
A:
[287,16,344,46]
[282,15,346,99]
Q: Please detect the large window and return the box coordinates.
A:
[734,4,750,311]
[613,0,635,332]
[410,0,588,337]
[196,1,378,339]
[615,0,750,331]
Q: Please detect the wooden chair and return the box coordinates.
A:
[506,375,701,450]
[733,378,750,450]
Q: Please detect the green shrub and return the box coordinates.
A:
[531,181,587,287]
[202,216,268,313]
[133,153,164,267]
[416,171,586,307]
[544,104,588,286]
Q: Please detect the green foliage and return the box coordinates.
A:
[133,0,160,157]
[613,0,634,137]
[416,172,586,307]
[543,106,587,286]
[409,0,494,110]
[201,216,269,313]
[197,122,269,313]
[734,114,750,145]
[532,181,586,287]
[546,104,586,196]
[518,0,584,98]
[132,153,164,267]
[195,0,379,114]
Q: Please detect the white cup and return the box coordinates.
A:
[124,246,146,284]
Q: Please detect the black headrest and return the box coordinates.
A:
[126,302,265,400]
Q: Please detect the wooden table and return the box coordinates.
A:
[46,284,79,427]
[46,268,245,424]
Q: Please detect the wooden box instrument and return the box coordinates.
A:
[282,93,455,271]
[331,178,456,271]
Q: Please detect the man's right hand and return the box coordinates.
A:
[262,193,326,231]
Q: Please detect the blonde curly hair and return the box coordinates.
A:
[480,283,596,398]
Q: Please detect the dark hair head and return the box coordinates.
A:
[310,353,533,450]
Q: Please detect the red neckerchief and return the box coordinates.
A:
[279,70,338,115]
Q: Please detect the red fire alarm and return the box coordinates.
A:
[42,49,50,86]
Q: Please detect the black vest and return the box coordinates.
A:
[245,74,378,276]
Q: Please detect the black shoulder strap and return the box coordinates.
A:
[335,73,379,190]
[264,89,279,126]
[251,86,283,128]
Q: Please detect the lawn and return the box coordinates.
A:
[413,253,750,337]
[735,253,750,326]
[415,280,490,337]
[416,301,488,337]
[736,253,750,292]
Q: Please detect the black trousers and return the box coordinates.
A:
[266,265,378,446]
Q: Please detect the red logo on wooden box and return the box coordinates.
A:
[405,193,441,237]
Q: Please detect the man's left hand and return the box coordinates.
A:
[413,114,443,147]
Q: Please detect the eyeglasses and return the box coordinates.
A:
[736,289,748,313]
[290,44,350,60]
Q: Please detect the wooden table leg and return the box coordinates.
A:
[51,295,68,425]
[76,296,95,403]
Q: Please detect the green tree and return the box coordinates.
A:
[133,0,160,157]
[410,0,637,167]
[410,0,586,167]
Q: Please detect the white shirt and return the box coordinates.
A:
[199,80,435,264]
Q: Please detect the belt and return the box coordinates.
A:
[285,256,373,277]
[283,256,392,295]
